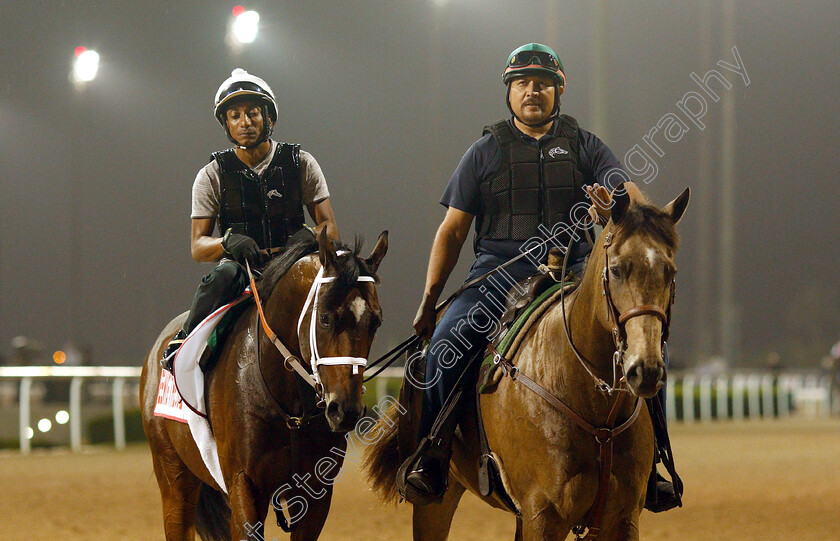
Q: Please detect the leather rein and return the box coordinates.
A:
[491,223,676,540]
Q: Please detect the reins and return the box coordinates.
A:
[247,261,320,393]
[363,224,592,382]
[559,224,676,395]
[247,254,376,535]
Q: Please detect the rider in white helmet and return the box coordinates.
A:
[162,69,339,368]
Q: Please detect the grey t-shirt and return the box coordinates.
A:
[191,140,330,219]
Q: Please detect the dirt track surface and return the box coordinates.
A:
[2,419,838,540]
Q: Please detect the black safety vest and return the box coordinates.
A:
[476,116,585,243]
[214,143,305,251]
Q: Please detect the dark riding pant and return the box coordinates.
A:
[182,260,249,334]
[418,255,583,439]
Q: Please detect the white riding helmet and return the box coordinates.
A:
[213,68,278,147]
[214,68,278,125]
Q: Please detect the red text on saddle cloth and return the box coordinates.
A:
[154,370,188,423]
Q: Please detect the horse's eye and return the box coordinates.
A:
[319,313,331,327]
[610,265,621,279]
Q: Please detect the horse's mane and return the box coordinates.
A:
[256,236,377,308]
[612,203,679,251]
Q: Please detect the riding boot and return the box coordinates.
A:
[160,329,187,373]
[403,379,468,504]
[645,470,681,513]
[404,414,458,504]
[643,387,683,512]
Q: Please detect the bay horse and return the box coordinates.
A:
[141,230,388,540]
[365,187,689,540]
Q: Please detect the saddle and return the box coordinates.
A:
[496,247,572,334]
[395,257,578,508]
[478,279,578,394]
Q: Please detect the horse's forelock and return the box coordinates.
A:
[322,237,379,311]
[612,203,679,252]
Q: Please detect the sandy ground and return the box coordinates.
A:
[1,418,838,540]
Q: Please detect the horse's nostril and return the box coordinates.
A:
[626,363,642,385]
[326,401,341,420]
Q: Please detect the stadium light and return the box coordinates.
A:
[72,47,100,83]
[25,427,34,440]
[231,8,260,44]
[38,418,52,433]
[55,410,70,425]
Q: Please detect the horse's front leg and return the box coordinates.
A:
[228,473,269,540]
[518,505,571,541]
[411,480,466,541]
[289,484,335,541]
[597,508,642,541]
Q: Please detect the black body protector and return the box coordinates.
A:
[476,115,586,245]
[213,143,305,251]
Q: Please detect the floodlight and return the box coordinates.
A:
[232,10,260,44]
[73,48,100,83]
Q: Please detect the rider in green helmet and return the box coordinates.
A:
[503,43,566,128]
[404,43,682,514]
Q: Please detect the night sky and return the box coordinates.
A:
[2,1,838,367]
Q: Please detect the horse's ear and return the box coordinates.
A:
[663,187,691,225]
[318,228,338,269]
[365,230,389,274]
[611,189,631,224]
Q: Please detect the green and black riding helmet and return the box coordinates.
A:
[503,43,566,128]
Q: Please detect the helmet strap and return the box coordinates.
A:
[222,104,274,149]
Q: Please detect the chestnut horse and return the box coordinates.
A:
[141,231,387,540]
[366,188,688,540]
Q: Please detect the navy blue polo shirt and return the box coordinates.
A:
[440,118,630,267]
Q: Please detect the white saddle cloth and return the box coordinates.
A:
[167,292,252,493]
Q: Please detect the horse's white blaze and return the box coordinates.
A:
[350,297,367,322]
[646,248,657,268]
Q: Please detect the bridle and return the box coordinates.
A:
[296,264,375,391]
[247,256,375,405]
[560,226,676,395]
[602,230,675,354]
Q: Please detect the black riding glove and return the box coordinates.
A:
[221,229,263,267]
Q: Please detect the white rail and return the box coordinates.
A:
[0,366,142,454]
[667,371,833,422]
[5,364,830,455]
